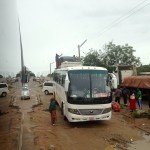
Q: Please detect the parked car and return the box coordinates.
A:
[12,77,18,82]
[21,86,30,100]
[33,77,40,82]
[42,81,55,95]
[0,83,9,97]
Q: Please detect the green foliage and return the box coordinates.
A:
[16,71,35,77]
[29,72,35,77]
[83,42,141,69]
[132,110,149,118]
[47,74,50,77]
[0,74,3,78]
[16,73,20,77]
[83,49,105,67]
[102,42,141,67]
[137,64,150,75]
[120,104,124,109]
[132,110,141,118]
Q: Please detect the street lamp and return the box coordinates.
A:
[50,62,54,78]
[78,39,87,61]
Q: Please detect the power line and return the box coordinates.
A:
[96,0,150,38]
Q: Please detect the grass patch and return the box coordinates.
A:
[132,110,149,118]
[132,110,141,118]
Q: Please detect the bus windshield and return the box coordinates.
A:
[68,70,110,104]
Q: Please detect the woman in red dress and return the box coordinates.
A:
[129,93,136,112]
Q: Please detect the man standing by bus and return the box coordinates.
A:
[114,86,122,104]
[122,87,129,106]
[49,96,57,125]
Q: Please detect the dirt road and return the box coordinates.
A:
[0,80,150,150]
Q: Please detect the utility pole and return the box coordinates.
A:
[50,62,54,78]
[78,39,87,62]
[18,18,25,86]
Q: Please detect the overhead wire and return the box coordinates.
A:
[95,0,150,38]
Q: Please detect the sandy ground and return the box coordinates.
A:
[0,80,150,150]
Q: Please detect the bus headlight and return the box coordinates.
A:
[102,107,111,114]
[68,108,80,115]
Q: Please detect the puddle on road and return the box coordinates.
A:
[121,114,150,150]
[105,133,150,150]
[106,115,150,150]
[128,133,150,150]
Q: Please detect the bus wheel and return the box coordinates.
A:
[44,90,49,95]
[61,103,64,115]
[2,92,7,97]
[64,116,67,121]
[61,103,67,121]
[64,116,68,121]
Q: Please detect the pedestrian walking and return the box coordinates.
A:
[137,89,142,110]
[48,96,57,125]
[114,86,122,104]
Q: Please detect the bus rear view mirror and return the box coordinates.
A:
[65,80,70,92]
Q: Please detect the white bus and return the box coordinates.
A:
[53,66,112,122]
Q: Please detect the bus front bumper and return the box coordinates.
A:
[66,112,112,122]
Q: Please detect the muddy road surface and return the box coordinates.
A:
[0,80,150,150]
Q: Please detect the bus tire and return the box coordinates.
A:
[44,90,49,95]
[61,103,64,115]
[64,116,67,121]
[61,103,67,121]
[1,92,7,97]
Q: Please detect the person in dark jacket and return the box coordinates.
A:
[114,87,122,104]
[122,87,129,105]
[49,96,57,125]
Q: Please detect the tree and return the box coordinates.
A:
[16,71,35,78]
[29,71,35,77]
[0,74,3,78]
[83,49,104,67]
[102,42,141,67]
[83,42,141,71]
[16,73,20,77]
[137,64,150,75]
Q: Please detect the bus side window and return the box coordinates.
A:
[65,75,70,92]
[62,75,66,87]
[107,74,113,86]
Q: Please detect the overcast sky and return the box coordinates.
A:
[0,0,150,76]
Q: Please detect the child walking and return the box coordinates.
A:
[49,96,57,125]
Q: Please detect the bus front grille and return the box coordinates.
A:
[78,109,103,115]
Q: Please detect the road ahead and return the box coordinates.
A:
[0,79,150,150]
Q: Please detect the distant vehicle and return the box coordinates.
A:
[33,77,40,82]
[12,77,18,82]
[122,76,150,99]
[21,86,30,100]
[42,81,55,95]
[113,65,137,86]
[108,73,117,90]
[0,83,9,97]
